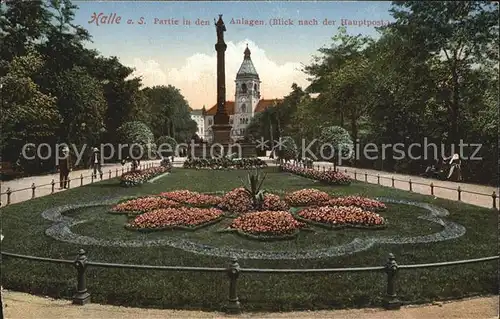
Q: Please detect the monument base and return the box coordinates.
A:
[212,124,232,144]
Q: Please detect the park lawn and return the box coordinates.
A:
[0,167,497,311]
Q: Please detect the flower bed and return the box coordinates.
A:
[284,189,331,207]
[126,207,224,231]
[262,193,289,211]
[159,190,199,202]
[280,164,351,185]
[228,211,305,239]
[217,187,253,214]
[183,157,267,170]
[110,196,181,214]
[296,206,386,229]
[120,166,170,187]
[326,196,386,211]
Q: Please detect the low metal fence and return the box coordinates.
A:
[0,162,159,206]
[288,162,498,210]
[0,250,497,314]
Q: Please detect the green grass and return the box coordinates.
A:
[0,167,498,312]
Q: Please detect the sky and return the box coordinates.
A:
[73,1,394,109]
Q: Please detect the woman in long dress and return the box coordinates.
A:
[447,153,462,181]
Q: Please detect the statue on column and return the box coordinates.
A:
[215,14,226,43]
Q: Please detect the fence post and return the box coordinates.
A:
[100,172,103,180]
[6,188,11,205]
[377,174,380,185]
[391,176,395,188]
[91,173,94,183]
[317,165,320,170]
[67,177,71,189]
[457,186,461,201]
[121,167,124,175]
[384,253,401,310]
[430,183,434,196]
[354,170,357,180]
[323,166,325,172]
[109,170,112,179]
[408,179,412,192]
[492,192,497,210]
[226,257,241,314]
[72,249,91,305]
[364,173,368,182]
[31,183,36,199]
[115,168,118,177]
[80,174,84,186]
[51,179,55,194]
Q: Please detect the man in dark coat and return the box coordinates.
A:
[58,147,71,189]
[88,147,102,178]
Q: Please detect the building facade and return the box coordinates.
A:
[191,45,283,142]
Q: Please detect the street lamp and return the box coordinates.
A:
[80,122,87,148]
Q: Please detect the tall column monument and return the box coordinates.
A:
[212,14,232,144]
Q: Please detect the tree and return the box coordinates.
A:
[156,135,177,157]
[388,1,499,144]
[275,136,298,163]
[1,51,60,160]
[116,121,156,160]
[318,126,354,170]
[52,66,107,145]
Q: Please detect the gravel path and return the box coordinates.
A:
[2,291,498,319]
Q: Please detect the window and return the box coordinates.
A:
[241,103,246,113]
[239,118,243,124]
[241,83,247,93]
[229,119,233,124]
[208,119,213,125]
[254,83,257,91]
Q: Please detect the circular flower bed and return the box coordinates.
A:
[262,193,289,211]
[326,196,386,211]
[217,187,253,214]
[110,196,181,214]
[297,206,386,229]
[284,189,331,207]
[126,207,224,231]
[229,211,305,239]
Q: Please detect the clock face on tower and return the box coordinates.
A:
[239,96,247,103]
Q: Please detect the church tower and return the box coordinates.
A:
[234,44,261,138]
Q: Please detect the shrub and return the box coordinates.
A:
[156,136,177,157]
[318,126,354,167]
[280,163,351,185]
[116,121,156,158]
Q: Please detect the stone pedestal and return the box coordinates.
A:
[212,124,232,144]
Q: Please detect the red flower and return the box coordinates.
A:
[218,187,253,213]
[326,196,386,211]
[284,189,331,206]
[127,207,223,229]
[230,211,304,235]
[298,205,385,226]
[111,197,180,213]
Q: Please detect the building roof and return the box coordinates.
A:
[190,109,204,116]
[236,45,259,79]
[254,99,282,113]
[205,101,235,115]
[205,99,282,116]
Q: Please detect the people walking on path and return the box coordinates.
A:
[88,147,102,179]
[57,147,71,189]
